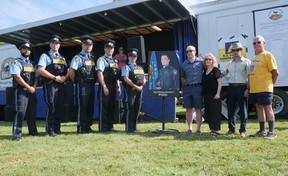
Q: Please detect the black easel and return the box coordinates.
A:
[152,96,179,133]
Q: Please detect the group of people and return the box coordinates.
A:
[11,35,146,141]
[10,34,278,141]
[181,35,278,140]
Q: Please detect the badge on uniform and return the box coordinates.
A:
[75,57,80,62]
[173,69,178,75]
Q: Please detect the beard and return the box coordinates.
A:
[21,52,30,58]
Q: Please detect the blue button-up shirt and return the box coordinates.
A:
[38,49,60,68]
[96,54,112,72]
[180,57,203,85]
[70,50,94,70]
[10,55,39,77]
[121,61,136,77]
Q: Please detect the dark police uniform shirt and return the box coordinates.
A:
[159,65,178,90]
[180,57,203,85]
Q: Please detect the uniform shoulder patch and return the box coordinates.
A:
[99,57,104,62]
[75,57,80,62]
[11,61,17,66]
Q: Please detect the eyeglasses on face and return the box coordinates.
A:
[253,41,261,45]
[205,58,212,61]
[186,50,195,53]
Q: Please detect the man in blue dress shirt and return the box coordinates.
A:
[181,45,204,135]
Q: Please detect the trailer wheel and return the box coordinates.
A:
[273,88,288,118]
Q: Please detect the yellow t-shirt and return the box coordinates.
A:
[249,51,277,93]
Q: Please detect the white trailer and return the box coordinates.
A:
[195,0,288,118]
[0,44,18,91]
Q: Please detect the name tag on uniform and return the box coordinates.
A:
[134,69,144,74]
[109,63,118,68]
[23,67,35,72]
[85,60,95,66]
[53,59,65,64]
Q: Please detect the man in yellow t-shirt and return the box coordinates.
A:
[249,35,278,140]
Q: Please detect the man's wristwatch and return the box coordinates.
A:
[53,76,56,81]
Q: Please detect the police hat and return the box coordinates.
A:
[104,40,115,48]
[81,35,94,45]
[17,41,32,50]
[48,35,62,43]
[231,42,243,50]
[128,48,139,57]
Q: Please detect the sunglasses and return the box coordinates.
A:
[232,49,241,52]
[186,50,195,53]
[253,41,261,45]
[205,58,212,61]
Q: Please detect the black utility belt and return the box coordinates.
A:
[229,83,246,87]
[83,79,95,83]
[185,83,202,87]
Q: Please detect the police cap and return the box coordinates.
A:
[17,41,32,50]
[48,35,62,43]
[128,48,139,57]
[231,42,243,50]
[81,35,94,45]
[104,40,115,48]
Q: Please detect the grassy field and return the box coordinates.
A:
[1,118,288,176]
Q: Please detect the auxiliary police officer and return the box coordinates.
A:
[11,41,38,141]
[38,35,68,137]
[121,48,146,132]
[97,40,121,132]
[69,35,97,133]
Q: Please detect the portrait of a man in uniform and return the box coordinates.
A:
[156,54,178,90]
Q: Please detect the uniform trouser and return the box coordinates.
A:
[98,83,117,131]
[203,94,221,131]
[121,90,128,123]
[125,88,143,132]
[12,88,37,137]
[76,82,95,132]
[43,81,65,134]
[227,86,247,133]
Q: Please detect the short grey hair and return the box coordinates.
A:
[254,35,265,42]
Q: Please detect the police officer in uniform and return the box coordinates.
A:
[121,48,146,132]
[97,40,121,132]
[38,35,68,137]
[69,35,96,133]
[157,54,178,90]
[11,41,38,141]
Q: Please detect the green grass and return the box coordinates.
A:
[1,119,288,176]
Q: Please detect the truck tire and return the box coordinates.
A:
[273,88,288,118]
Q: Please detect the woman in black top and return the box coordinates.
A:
[202,53,222,135]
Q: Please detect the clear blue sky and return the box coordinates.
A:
[0,0,213,30]
[0,0,112,30]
